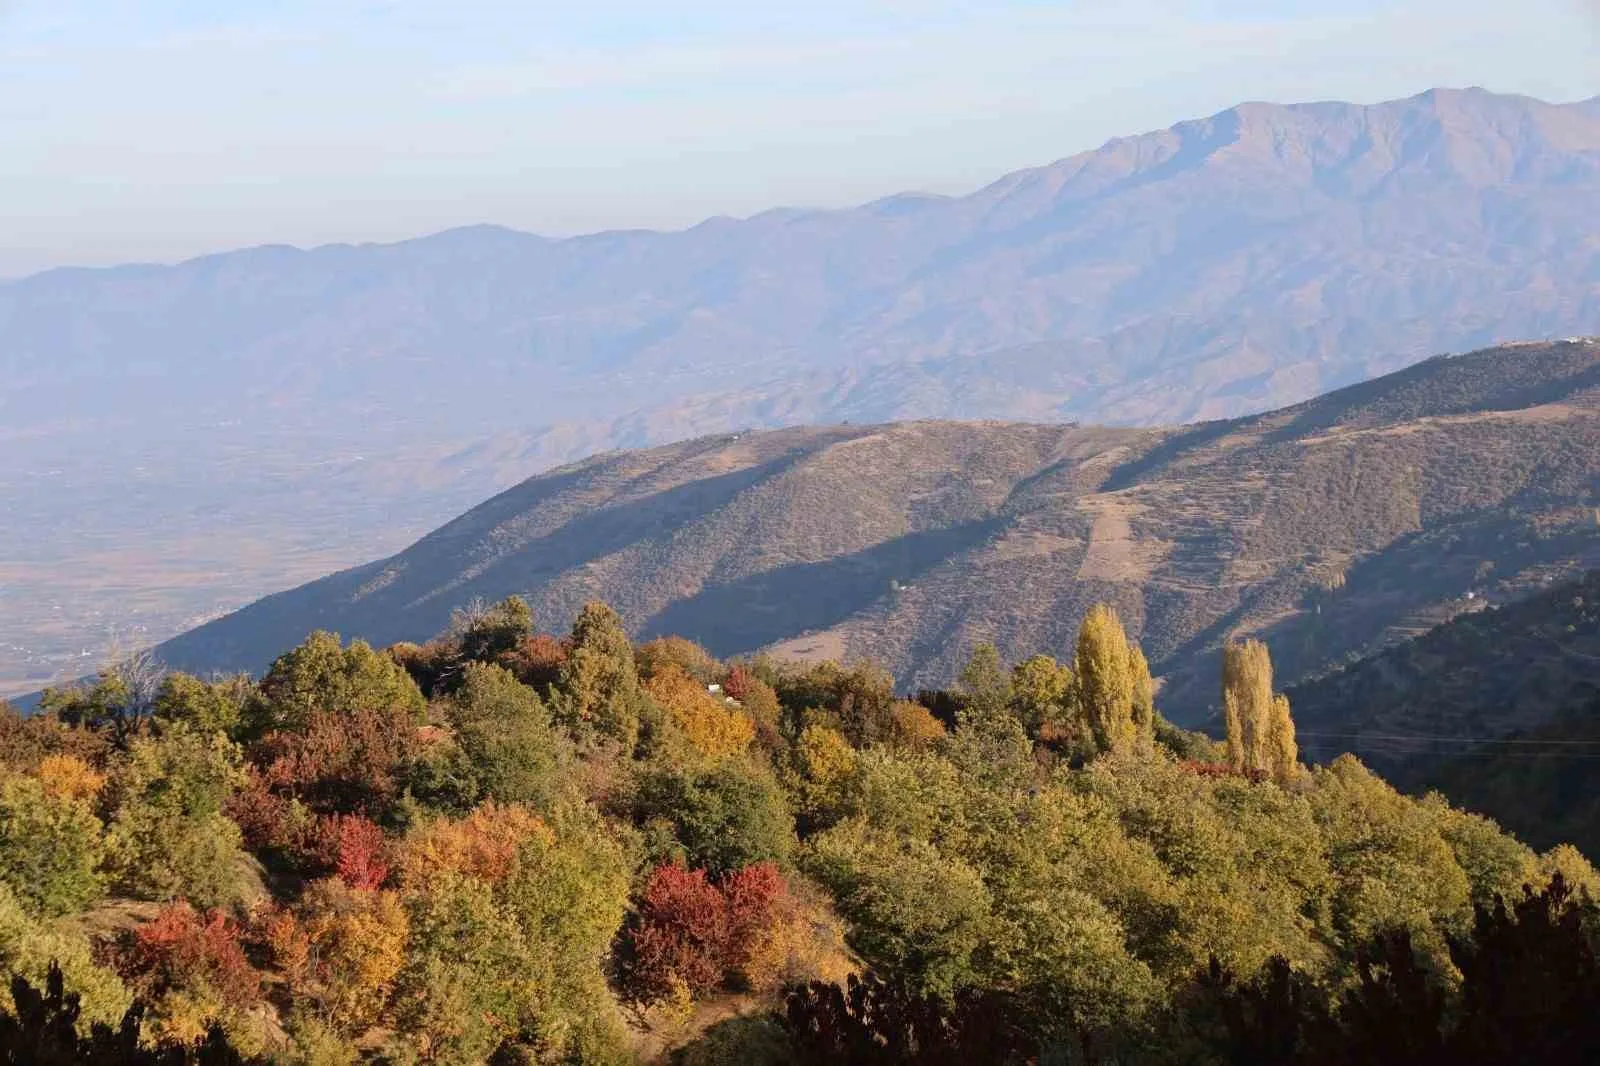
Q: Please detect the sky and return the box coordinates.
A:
[1,0,1597,277]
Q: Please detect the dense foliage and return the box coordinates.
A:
[3,596,1595,1063]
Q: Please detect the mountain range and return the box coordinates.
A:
[146,340,1600,723]
[5,87,1600,695]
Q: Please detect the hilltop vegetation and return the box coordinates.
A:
[2,596,1595,1063]
[1290,570,1600,855]
[149,340,1600,723]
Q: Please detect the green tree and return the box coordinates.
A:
[103,726,253,909]
[0,881,130,1027]
[635,760,795,877]
[446,663,571,811]
[557,602,647,749]
[957,644,1012,727]
[256,631,425,734]
[0,775,105,917]
[804,820,993,998]
[154,672,254,737]
[453,596,535,665]
[1008,655,1072,740]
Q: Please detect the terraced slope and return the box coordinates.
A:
[151,340,1600,722]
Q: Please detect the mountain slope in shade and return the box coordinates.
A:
[148,340,1600,722]
[1288,570,1600,855]
[6,87,1600,694]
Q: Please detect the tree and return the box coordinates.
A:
[152,674,254,738]
[103,727,252,910]
[0,963,244,1066]
[256,631,425,735]
[1072,604,1138,755]
[291,879,409,1035]
[1222,640,1278,778]
[644,663,755,761]
[1009,655,1072,742]
[1131,647,1156,750]
[0,775,106,917]
[1266,694,1299,785]
[624,862,789,1003]
[120,904,261,1011]
[557,602,646,748]
[452,596,535,666]
[635,761,796,877]
[782,972,1037,1066]
[40,647,168,747]
[957,644,1011,727]
[445,663,570,810]
[1448,873,1600,1066]
[0,882,130,1029]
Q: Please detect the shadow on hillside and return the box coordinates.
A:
[1100,418,1241,492]
[1263,348,1600,444]
[153,447,827,677]
[641,518,1007,657]
[1155,514,1600,729]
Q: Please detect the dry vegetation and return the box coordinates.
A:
[148,341,1600,724]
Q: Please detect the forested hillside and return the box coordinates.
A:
[1290,570,1600,855]
[148,340,1600,722]
[4,597,1597,1064]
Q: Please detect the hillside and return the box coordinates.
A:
[6,86,1600,694]
[149,340,1600,722]
[1290,570,1600,854]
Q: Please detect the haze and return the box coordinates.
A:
[3,0,1598,278]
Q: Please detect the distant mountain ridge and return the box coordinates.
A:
[146,340,1600,723]
[5,87,1600,694]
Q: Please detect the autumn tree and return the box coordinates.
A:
[1071,604,1150,755]
[645,662,756,761]
[1222,640,1299,784]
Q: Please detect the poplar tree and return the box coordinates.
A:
[1131,646,1157,750]
[1221,640,1272,775]
[1266,693,1299,785]
[1073,604,1137,754]
[1221,640,1298,783]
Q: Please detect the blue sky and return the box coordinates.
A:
[1,0,1597,276]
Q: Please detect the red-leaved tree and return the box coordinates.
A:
[626,861,787,1001]
[122,902,261,1006]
